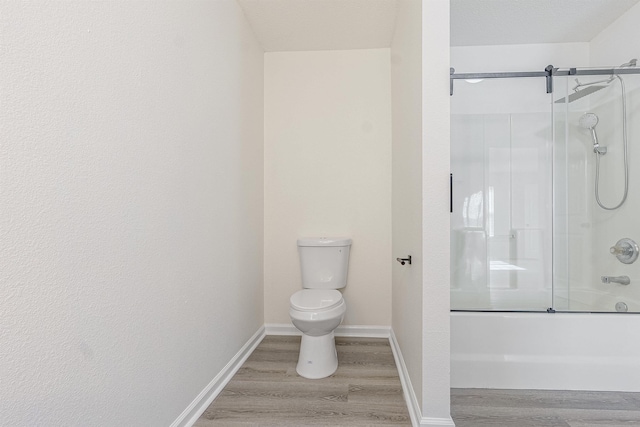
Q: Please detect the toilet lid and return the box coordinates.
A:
[290,289,343,311]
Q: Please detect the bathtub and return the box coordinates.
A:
[451,311,640,391]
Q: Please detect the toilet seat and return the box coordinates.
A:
[290,289,343,312]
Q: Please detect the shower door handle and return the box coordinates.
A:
[450,173,453,213]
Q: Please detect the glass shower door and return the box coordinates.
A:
[451,77,553,311]
[552,69,640,313]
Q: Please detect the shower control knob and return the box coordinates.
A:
[610,245,630,256]
[610,238,639,264]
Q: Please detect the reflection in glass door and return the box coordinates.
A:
[451,77,553,311]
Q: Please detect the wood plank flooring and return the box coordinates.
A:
[452,388,640,427]
[195,335,412,426]
[196,336,640,426]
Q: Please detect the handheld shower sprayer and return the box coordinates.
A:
[579,113,606,154]
[579,98,629,211]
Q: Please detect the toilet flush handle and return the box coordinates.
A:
[396,256,412,266]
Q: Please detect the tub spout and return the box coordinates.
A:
[601,275,631,285]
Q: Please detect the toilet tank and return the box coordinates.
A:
[297,237,352,289]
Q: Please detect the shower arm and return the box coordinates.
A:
[573,76,614,91]
[573,59,638,91]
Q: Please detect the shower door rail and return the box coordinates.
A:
[450,65,640,96]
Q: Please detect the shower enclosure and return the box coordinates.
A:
[450,62,640,313]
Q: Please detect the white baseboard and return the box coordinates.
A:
[264,323,300,336]
[389,329,455,427]
[420,417,456,426]
[264,323,390,338]
[389,328,422,427]
[336,324,390,338]
[170,326,265,427]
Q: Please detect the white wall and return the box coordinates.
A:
[263,49,392,326]
[451,42,590,73]
[590,1,640,67]
[392,0,452,424]
[391,0,425,411]
[421,0,452,423]
[0,2,264,426]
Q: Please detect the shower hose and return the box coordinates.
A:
[594,75,629,210]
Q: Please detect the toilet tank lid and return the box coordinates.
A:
[297,237,352,247]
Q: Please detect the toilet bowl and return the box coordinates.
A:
[290,237,351,379]
[289,289,346,379]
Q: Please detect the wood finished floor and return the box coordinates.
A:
[195,335,412,426]
[452,388,640,427]
[196,335,640,426]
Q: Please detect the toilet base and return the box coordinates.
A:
[296,332,338,379]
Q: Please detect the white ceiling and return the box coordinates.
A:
[237,0,399,52]
[237,0,640,52]
[451,0,640,46]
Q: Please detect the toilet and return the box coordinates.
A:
[289,237,351,379]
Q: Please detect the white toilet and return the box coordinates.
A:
[289,237,351,379]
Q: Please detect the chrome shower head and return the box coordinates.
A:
[555,85,608,103]
[579,112,599,130]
